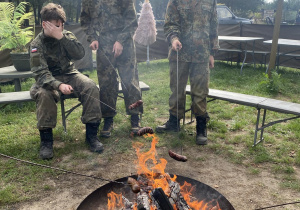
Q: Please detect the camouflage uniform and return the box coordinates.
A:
[80,0,142,118]
[30,30,101,130]
[164,0,219,119]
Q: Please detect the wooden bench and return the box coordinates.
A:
[246,50,270,68]
[0,81,150,132]
[218,48,243,66]
[276,52,300,69]
[185,85,300,146]
[219,48,270,68]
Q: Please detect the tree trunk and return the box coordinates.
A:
[76,0,81,23]
[37,3,41,25]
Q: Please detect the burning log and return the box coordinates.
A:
[127,177,141,193]
[122,173,192,210]
[168,179,190,210]
[150,188,174,210]
[137,190,151,210]
[122,195,134,210]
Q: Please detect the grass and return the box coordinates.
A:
[0,60,300,206]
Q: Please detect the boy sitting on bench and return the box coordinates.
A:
[30,3,103,159]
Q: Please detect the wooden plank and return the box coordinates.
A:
[186,86,267,108]
[218,36,264,42]
[118,81,150,92]
[258,98,300,115]
[278,53,300,57]
[247,51,270,55]
[0,91,32,104]
[0,81,150,104]
[0,65,33,79]
[218,48,243,53]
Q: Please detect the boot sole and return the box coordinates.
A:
[85,141,104,153]
[40,153,53,159]
[196,139,208,145]
[90,147,104,153]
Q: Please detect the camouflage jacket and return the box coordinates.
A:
[30,30,85,90]
[164,0,219,63]
[80,0,137,45]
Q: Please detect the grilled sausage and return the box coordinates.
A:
[127,177,140,193]
[168,150,187,162]
[129,100,143,110]
[137,127,154,136]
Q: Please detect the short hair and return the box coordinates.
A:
[40,3,66,23]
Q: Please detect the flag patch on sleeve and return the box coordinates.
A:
[31,48,37,53]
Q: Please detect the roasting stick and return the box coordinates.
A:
[69,90,139,126]
[99,46,141,104]
[176,48,183,155]
[0,153,129,185]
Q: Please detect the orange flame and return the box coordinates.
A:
[180,182,221,210]
[107,134,222,210]
[107,191,124,210]
[133,133,167,177]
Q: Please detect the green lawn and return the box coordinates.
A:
[1,60,300,206]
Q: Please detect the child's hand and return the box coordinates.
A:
[43,21,64,40]
[59,84,73,95]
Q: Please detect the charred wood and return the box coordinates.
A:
[168,179,190,210]
[137,190,151,210]
[122,195,134,210]
[150,188,174,210]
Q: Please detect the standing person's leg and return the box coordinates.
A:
[30,84,60,159]
[65,73,103,153]
[156,61,190,133]
[96,48,119,138]
[117,40,142,134]
[189,62,210,145]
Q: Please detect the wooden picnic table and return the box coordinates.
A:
[0,65,33,91]
[218,36,265,73]
[263,39,300,69]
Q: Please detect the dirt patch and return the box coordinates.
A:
[10,141,300,210]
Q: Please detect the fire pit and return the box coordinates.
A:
[77,174,234,210]
[77,134,235,210]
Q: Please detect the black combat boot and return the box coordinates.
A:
[86,122,104,153]
[131,114,141,135]
[100,117,113,138]
[155,114,180,133]
[39,128,54,160]
[196,116,208,145]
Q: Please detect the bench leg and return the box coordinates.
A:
[253,108,261,146]
[253,108,267,146]
[260,109,267,142]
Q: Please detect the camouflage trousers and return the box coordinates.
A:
[169,61,210,119]
[30,72,101,130]
[96,34,142,118]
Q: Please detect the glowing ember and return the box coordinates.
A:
[107,134,221,210]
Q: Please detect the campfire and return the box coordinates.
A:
[106,134,223,210]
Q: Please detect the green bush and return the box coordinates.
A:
[259,71,281,94]
[0,2,33,52]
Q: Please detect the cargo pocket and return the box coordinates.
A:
[31,53,40,67]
